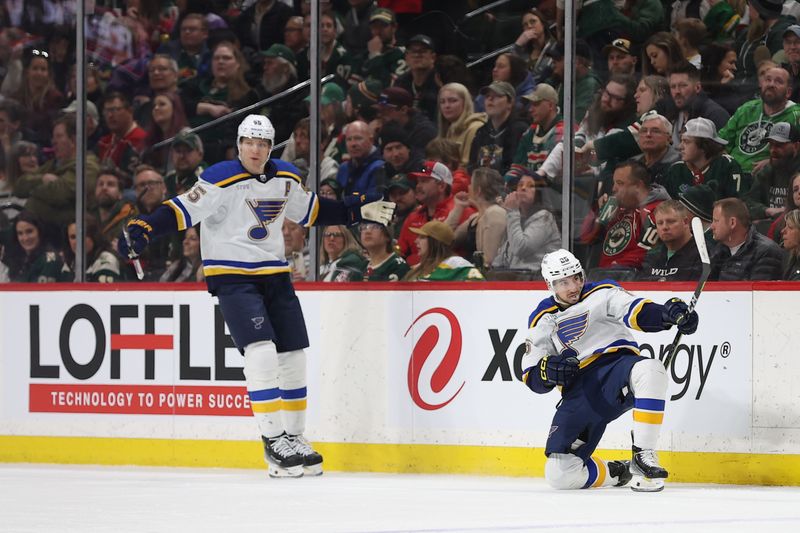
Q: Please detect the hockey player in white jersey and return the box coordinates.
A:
[119,114,395,478]
[522,249,699,492]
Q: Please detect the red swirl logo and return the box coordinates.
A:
[404,307,465,410]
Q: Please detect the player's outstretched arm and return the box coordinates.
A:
[627,298,699,334]
[117,205,179,257]
[315,196,396,227]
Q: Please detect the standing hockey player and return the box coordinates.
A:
[521,249,699,492]
[119,115,394,478]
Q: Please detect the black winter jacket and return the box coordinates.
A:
[710,226,785,281]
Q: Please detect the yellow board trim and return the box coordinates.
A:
[2,436,800,485]
[633,410,664,424]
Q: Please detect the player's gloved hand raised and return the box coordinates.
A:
[662,297,699,334]
[117,218,153,257]
[360,200,396,226]
[539,354,580,387]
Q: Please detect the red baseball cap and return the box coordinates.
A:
[408,160,453,186]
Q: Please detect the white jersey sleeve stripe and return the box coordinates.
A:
[165,198,192,231]
[298,193,319,227]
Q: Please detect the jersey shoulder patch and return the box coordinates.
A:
[201,160,251,188]
[528,296,559,329]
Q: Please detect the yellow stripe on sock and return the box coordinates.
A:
[592,457,607,487]
[250,400,281,413]
[633,410,664,424]
[281,399,307,411]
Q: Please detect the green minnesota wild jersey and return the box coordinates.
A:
[421,256,485,282]
[663,154,745,199]
[363,252,410,281]
[719,100,800,173]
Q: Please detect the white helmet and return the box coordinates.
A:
[237,114,275,161]
[541,249,584,291]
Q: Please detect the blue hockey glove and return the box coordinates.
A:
[662,297,699,335]
[118,218,153,257]
[539,354,580,387]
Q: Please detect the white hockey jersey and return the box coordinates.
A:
[522,281,653,374]
[164,159,318,279]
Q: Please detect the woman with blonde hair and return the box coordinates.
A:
[403,220,485,282]
[319,225,366,282]
[781,209,800,280]
[435,82,486,168]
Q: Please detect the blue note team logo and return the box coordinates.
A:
[246,198,287,240]
[556,312,589,349]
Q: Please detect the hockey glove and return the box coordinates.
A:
[662,297,699,335]
[539,354,580,387]
[118,218,153,257]
[360,200,396,226]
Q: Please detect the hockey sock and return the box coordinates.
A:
[277,349,307,436]
[629,358,668,450]
[243,340,282,438]
[582,456,621,488]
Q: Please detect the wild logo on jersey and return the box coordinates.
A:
[246,199,287,240]
[556,312,589,349]
[738,122,771,154]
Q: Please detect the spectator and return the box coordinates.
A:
[345,79,383,126]
[97,92,148,178]
[474,53,535,113]
[719,67,800,176]
[544,40,602,122]
[735,0,796,81]
[642,32,684,76]
[492,173,561,276]
[403,220,485,281]
[386,173,417,239]
[158,13,211,84]
[0,99,24,156]
[380,124,422,178]
[709,197,784,280]
[319,176,343,201]
[131,165,179,280]
[435,82,486,169]
[358,221,410,281]
[14,115,100,244]
[469,81,528,175]
[398,160,475,265]
[446,167,507,266]
[609,0,666,45]
[580,160,669,271]
[361,8,406,87]
[635,76,671,117]
[673,18,707,69]
[665,117,745,200]
[703,1,741,42]
[283,218,311,282]
[781,25,800,102]
[297,11,353,84]
[1,210,66,283]
[234,0,294,58]
[638,200,704,281]
[603,38,638,78]
[63,214,122,283]
[182,41,258,163]
[679,182,716,227]
[767,172,800,243]
[373,86,436,162]
[92,167,136,245]
[668,62,730,146]
[134,54,180,130]
[780,208,800,279]
[315,82,349,163]
[700,42,745,115]
[513,83,564,177]
[8,48,65,147]
[743,122,800,222]
[336,120,386,208]
[425,138,471,195]
[61,99,102,152]
[394,34,438,122]
[143,92,189,171]
[255,44,306,148]
[632,113,680,188]
[283,16,307,56]
[5,140,38,203]
[341,0,377,54]
[512,8,557,81]
[319,224,366,282]
[164,131,206,198]
[160,225,202,282]
[434,54,475,94]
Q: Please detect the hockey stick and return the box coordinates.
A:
[662,217,711,370]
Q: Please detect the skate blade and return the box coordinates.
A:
[630,475,664,492]
[268,464,304,478]
[303,463,323,476]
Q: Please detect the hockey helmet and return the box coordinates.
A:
[541,249,584,291]
[237,114,275,161]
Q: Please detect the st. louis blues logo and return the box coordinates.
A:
[556,312,589,348]
[246,198,286,240]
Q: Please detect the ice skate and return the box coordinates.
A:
[608,460,632,487]
[262,434,304,478]
[287,434,324,476]
[630,446,668,492]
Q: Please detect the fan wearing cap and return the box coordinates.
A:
[255,44,306,151]
[513,84,564,176]
[164,131,207,197]
[403,220,485,281]
[380,123,423,178]
[394,34,439,122]
[61,99,102,151]
[468,81,529,176]
[386,173,418,238]
[346,78,383,124]
[542,40,602,124]
[361,8,406,87]
[374,86,437,162]
[603,38,637,78]
[742,121,800,220]
[397,160,476,265]
[781,25,800,103]
[664,117,744,200]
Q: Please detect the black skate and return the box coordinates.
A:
[630,445,668,492]
[608,460,632,487]
[262,434,304,478]
[287,434,324,476]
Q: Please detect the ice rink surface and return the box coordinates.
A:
[2,464,800,533]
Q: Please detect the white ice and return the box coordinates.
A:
[2,464,799,533]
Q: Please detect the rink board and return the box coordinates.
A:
[1,282,799,485]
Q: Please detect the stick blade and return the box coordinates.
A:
[691,217,711,265]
